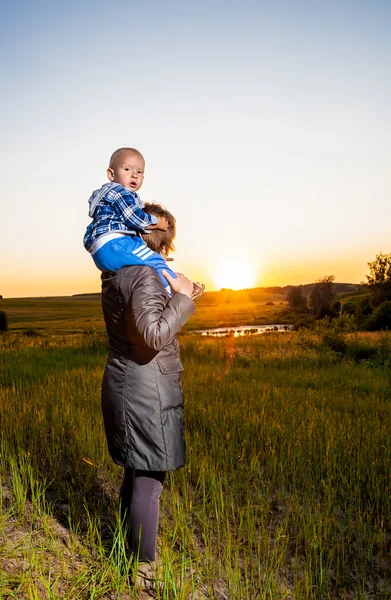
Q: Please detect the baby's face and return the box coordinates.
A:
[107,151,145,191]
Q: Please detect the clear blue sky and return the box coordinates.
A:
[1,0,390,296]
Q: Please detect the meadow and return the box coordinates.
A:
[0,295,390,599]
[0,288,287,334]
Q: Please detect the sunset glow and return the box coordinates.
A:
[212,254,257,291]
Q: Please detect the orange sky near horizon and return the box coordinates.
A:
[1,246,379,299]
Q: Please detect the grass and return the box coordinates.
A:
[0,288,288,334]
[0,301,390,598]
[0,296,105,334]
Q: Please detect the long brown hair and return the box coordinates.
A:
[140,203,176,255]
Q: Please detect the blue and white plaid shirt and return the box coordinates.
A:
[83,183,158,253]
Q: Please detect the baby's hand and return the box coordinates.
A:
[191,281,205,300]
[154,216,169,231]
[145,216,169,231]
[158,216,169,231]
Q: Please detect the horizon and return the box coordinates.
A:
[1,0,389,298]
[1,278,363,301]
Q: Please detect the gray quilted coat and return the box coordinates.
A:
[100,265,195,471]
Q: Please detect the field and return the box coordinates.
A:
[0,288,287,334]
[0,295,390,599]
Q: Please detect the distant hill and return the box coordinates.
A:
[73,282,361,302]
[195,283,361,307]
[281,282,361,296]
[72,293,101,298]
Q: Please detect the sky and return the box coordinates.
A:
[1,0,390,297]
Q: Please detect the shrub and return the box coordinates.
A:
[342,301,356,315]
[314,314,356,333]
[23,328,41,337]
[286,286,307,311]
[346,336,377,361]
[0,310,8,332]
[355,296,373,327]
[375,333,391,366]
[292,315,315,330]
[365,301,391,331]
[322,330,348,354]
[366,252,391,306]
[265,301,274,306]
[333,313,357,332]
[317,302,340,320]
[359,296,373,315]
[309,275,336,317]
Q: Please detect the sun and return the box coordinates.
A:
[212,253,257,290]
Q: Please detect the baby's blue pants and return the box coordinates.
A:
[92,235,176,294]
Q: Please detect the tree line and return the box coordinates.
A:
[286,252,391,330]
[1,252,391,334]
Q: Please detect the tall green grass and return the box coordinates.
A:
[1,330,390,598]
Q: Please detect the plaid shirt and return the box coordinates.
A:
[83,183,158,252]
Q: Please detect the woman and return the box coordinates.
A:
[100,203,201,579]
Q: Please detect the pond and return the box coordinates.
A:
[194,324,292,337]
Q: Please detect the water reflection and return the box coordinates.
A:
[194,324,292,338]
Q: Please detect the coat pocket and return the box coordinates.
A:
[156,356,184,374]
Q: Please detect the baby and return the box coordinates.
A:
[83,147,176,293]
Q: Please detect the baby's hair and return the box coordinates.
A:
[109,147,145,168]
[140,203,176,255]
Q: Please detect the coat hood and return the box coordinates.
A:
[88,183,118,217]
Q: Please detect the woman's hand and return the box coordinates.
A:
[163,270,194,298]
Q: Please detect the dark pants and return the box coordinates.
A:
[120,468,166,561]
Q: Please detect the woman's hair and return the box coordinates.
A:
[140,203,176,255]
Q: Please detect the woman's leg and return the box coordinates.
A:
[119,467,134,546]
[130,470,166,562]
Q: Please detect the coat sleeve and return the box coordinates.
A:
[122,266,196,352]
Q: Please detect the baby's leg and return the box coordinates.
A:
[92,235,176,294]
[92,236,148,271]
[123,237,177,294]
[135,246,177,294]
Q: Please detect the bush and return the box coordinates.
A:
[346,339,377,361]
[292,315,315,330]
[375,334,391,366]
[309,275,335,316]
[359,296,373,315]
[0,310,8,332]
[317,302,340,320]
[286,286,307,311]
[366,252,391,306]
[314,314,356,333]
[342,301,356,315]
[355,296,373,327]
[322,331,377,360]
[333,313,357,332]
[365,301,391,331]
[23,328,41,337]
[265,301,274,306]
[345,333,390,364]
[322,330,348,354]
